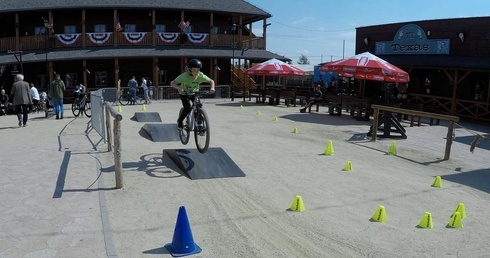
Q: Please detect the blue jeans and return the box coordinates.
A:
[129,88,136,104]
[53,98,64,116]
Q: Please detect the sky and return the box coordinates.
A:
[245,0,490,70]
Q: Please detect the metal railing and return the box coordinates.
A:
[91,89,123,189]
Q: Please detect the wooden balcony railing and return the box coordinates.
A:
[0,33,264,52]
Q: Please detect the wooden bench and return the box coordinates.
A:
[278,90,296,107]
[341,96,372,120]
[395,102,423,127]
[309,95,342,115]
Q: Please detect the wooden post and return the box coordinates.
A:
[444,121,455,160]
[105,106,112,151]
[114,117,123,189]
[371,108,379,142]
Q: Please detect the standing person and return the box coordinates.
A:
[29,83,40,112]
[170,59,215,130]
[141,77,150,104]
[10,74,32,126]
[128,76,138,105]
[49,73,66,119]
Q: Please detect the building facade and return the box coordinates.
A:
[356,17,490,122]
[0,0,286,99]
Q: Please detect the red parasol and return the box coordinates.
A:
[320,52,409,83]
[244,58,305,76]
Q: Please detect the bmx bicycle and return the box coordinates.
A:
[71,91,91,117]
[118,87,145,106]
[178,91,210,154]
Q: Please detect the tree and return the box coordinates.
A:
[297,54,310,65]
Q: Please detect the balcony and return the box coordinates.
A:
[1,32,264,52]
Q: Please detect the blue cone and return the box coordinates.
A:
[165,206,202,257]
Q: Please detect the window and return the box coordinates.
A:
[155,24,166,32]
[36,75,48,90]
[94,24,106,33]
[64,25,76,34]
[95,72,107,87]
[35,26,46,36]
[183,25,193,33]
[158,70,167,85]
[65,73,78,88]
[124,24,136,32]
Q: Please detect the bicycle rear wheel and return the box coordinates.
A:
[194,108,210,153]
[136,89,145,105]
[72,100,81,117]
[178,108,190,144]
[83,101,91,117]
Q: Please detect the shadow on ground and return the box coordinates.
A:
[443,168,490,194]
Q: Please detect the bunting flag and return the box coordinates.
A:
[186,33,208,44]
[122,32,147,44]
[115,15,123,32]
[55,34,81,45]
[43,17,54,34]
[87,32,112,45]
[178,20,190,31]
[157,32,179,43]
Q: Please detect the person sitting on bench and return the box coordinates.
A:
[299,85,323,113]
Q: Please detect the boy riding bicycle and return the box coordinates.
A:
[170,59,215,130]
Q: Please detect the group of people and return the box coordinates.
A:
[127,76,151,105]
[2,59,216,130]
[0,73,67,126]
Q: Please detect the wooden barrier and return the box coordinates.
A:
[370,104,459,160]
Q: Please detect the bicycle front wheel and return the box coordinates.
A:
[72,100,81,117]
[83,101,91,117]
[194,108,210,154]
[118,92,130,106]
[178,108,190,145]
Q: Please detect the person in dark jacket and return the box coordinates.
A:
[49,73,66,119]
[299,85,323,113]
[10,74,32,126]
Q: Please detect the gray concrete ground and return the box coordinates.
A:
[1,99,490,257]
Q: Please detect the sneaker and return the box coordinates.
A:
[18,120,22,127]
[23,124,27,127]
[299,108,306,113]
[56,115,59,119]
[177,121,183,130]
[60,114,63,119]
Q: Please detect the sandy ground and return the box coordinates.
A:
[1,98,489,257]
[100,99,490,257]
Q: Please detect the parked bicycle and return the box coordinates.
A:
[179,91,210,153]
[71,91,91,117]
[118,87,145,106]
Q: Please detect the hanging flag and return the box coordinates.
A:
[43,17,54,34]
[178,20,190,31]
[115,15,123,32]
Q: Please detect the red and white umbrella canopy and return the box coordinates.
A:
[244,58,305,76]
[320,52,409,82]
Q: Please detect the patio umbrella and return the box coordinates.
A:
[244,58,305,76]
[244,58,305,91]
[320,52,409,83]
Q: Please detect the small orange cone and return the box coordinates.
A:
[418,212,434,228]
[290,195,305,212]
[448,211,463,228]
[323,140,334,155]
[452,203,466,219]
[431,176,442,188]
[371,205,387,222]
[343,161,352,171]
